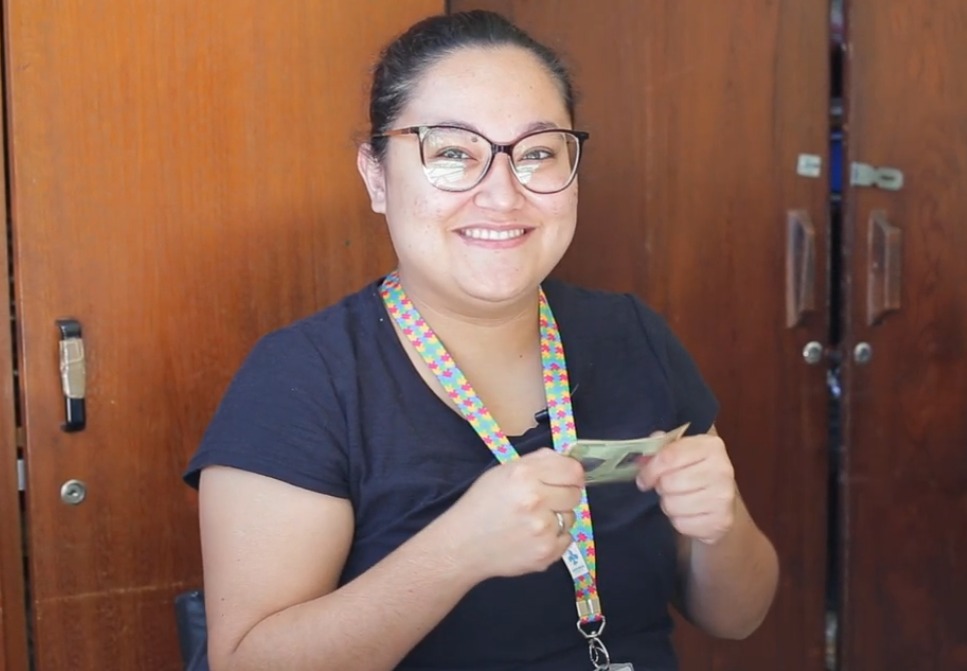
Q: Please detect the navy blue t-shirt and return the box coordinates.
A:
[185,278,718,671]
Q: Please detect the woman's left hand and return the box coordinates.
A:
[635,433,737,545]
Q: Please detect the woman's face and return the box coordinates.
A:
[359,45,579,313]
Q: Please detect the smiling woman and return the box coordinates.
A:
[184,10,778,671]
[359,42,583,311]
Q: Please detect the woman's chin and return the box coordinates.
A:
[453,273,544,308]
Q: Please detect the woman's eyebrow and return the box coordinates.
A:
[524,120,564,132]
[425,119,568,137]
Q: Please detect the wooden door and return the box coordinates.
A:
[839,2,967,669]
[3,1,441,668]
[450,1,830,668]
[0,117,29,671]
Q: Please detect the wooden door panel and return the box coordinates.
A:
[452,2,829,669]
[841,2,967,669]
[0,116,29,671]
[5,1,441,668]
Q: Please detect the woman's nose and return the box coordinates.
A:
[472,153,526,211]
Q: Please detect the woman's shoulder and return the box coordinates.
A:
[252,278,387,364]
[541,277,665,333]
[541,278,684,371]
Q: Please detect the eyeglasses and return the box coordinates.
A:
[374,125,590,194]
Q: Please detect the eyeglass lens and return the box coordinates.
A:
[420,128,580,193]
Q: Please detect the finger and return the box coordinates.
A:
[659,491,717,518]
[636,450,673,490]
[539,454,585,488]
[657,437,712,471]
[535,509,575,542]
[519,449,586,487]
[542,484,583,512]
[636,438,712,490]
[653,463,715,497]
[552,510,576,536]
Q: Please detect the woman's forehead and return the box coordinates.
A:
[401,46,569,130]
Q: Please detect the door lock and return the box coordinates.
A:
[60,479,87,505]
[853,342,873,364]
[802,341,824,365]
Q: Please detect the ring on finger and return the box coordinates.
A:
[554,511,567,536]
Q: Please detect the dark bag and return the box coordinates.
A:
[174,589,209,670]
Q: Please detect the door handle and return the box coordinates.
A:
[785,210,817,328]
[56,318,86,432]
[867,210,902,326]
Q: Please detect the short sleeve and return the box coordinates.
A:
[628,295,719,435]
[183,325,350,497]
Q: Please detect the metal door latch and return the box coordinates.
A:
[850,162,904,191]
[56,319,87,432]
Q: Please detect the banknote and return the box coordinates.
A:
[567,423,691,485]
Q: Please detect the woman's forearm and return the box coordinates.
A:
[682,494,779,639]
[212,449,584,671]
[224,515,481,671]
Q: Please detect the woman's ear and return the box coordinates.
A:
[357,144,387,214]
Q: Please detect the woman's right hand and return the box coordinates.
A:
[437,447,586,580]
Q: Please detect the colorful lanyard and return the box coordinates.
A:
[380,271,613,668]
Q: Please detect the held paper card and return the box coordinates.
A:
[568,423,690,485]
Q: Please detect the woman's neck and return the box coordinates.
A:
[396,271,542,359]
[389,270,548,435]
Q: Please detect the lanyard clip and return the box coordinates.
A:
[586,635,611,670]
[577,616,610,670]
[576,615,606,640]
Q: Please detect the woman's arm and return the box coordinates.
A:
[200,466,476,671]
[200,449,584,671]
[675,493,779,638]
[637,426,779,639]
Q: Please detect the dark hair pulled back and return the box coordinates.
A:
[367,10,575,161]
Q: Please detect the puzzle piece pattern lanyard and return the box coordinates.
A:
[380,271,612,669]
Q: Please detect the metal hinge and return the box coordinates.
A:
[17,457,26,492]
[850,161,904,191]
[796,153,823,178]
[826,610,838,670]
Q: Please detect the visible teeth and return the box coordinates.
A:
[460,228,526,241]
